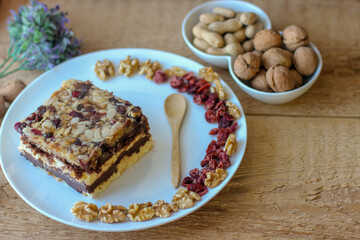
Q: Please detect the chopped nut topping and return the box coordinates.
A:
[153,200,179,218]
[71,201,98,222]
[138,59,162,79]
[98,203,127,223]
[226,101,241,119]
[204,168,228,188]
[164,66,187,77]
[94,59,115,80]
[127,202,155,222]
[224,133,237,155]
[118,55,140,77]
[198,67,219,83]
[172,188,201,209]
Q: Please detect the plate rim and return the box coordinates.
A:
[0,48,247,232]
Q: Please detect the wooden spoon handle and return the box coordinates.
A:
[171,125,181,188]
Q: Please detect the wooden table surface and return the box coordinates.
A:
[1,0,360,239]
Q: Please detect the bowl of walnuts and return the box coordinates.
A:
[181,0,271,68]
[229,25,322,104]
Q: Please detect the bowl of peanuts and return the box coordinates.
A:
[182,0,271,68]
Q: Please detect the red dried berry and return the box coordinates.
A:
[193,94,203,105]
[72,90,81,98]
[196,83,211,94]
[31,128,42,135]
[116,105,126,114]
[189,168,200,179]
[205,110,217,123]
[181,176,194,187]
[169,76,183,89]
[209,128,220,135]
[153,70,168,84]
[14,122,26,134]
[186,183,207,196]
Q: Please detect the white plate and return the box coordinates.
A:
[0,48,247,232]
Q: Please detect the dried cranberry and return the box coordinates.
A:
[186,183,207,196]
[183,72,194,80]
[193,94,203,105]
[178,83,189,92]
[209,128,220,135]
[205,110,217,123]
[77,104,84,111]
[31,128,42,135]
[198,187,208,196]
[196,172,207,185]
[206,140,219,154]
[153,70,168,84]
[116,105,126,114]
[74,138,82,146]
[84,105,95,113]
[181,176,194,187]
[169,76,183,89]
[230,121,238,133]
[187,85,198,94]
[217,128,232,146]
[124,101,132,106]
[204,93,218,110]
[37,105,47,115]
[196,83,211,94]
[189,168,200,179]
[218,115,233,129]
[52,119,61,128]
[69,111,84,119]
[26,113,36,121]
[200,91,209,101]
[72,90,81,98]
[44,132,53,139]
[209,159,218,170]
[109,97,120,104]
[14,122,26,133]
[47,105,56,113]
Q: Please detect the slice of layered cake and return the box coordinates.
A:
[14,79,153,197]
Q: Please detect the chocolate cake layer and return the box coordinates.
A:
[22,134,151,193]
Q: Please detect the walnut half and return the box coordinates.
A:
[138,59,162,80]
[71,201,98,222]
[172,188,201,209]
[127,202,155,222]
[118,55,140,77]
[94,59,115,80]
[98,203,127,223]
[204,168,228,188]
[153,200,179,218]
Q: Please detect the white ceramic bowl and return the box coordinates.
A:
[229,42,323,104]
[182,0,271,68]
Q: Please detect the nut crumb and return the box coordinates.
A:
[164,66,187,77]
[172,188,201,209]
[118,55,140,77]
[71,201,98,222]
[94,59,115,80]
[224,133,237,156]
[214,78,227,100]
[226,101,241,119]
[139,59,162,79]
[127,202,155,222]
[98,203,127,223]
[153,200,179,218]
[204,168,228,188]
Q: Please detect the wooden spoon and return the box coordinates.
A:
[164,93,187,188]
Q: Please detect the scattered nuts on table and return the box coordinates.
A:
[0,79,26,102]
[233,24,318,93]
[192,7,264,56]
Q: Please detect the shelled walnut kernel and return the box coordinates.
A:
[198,66,219,83]
[153,200,179,218]
[71,201,98,222]
[98,203,127,223]
[127,202,155,222]
[204,168,228,188]
[172,188,201,209]
[224,133,237,155]
[139,59,162,79]
[118,55,140,77]
[164,66,187,77]
[226,101,241,119]
[94,59,115,80]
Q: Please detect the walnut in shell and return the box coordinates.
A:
[233,52,261,80]
[266,65,295,92]
[293,47,318,76]
[283,25,309,51]
[0,79,26,102]
[250,70,272,92]
[290,69,303,88]
[262,48,293,69]
[253,29,282,52]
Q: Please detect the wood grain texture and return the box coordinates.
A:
[1,0,360,239]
